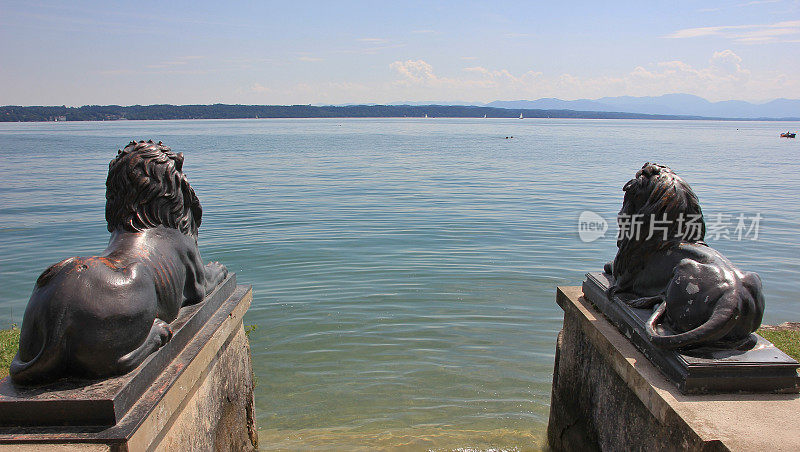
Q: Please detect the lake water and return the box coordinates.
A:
[1,118,798,450]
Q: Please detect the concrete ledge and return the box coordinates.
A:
[547,286,800,452]
[0,285,257,451]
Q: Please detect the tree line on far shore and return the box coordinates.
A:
[0,104,711,122]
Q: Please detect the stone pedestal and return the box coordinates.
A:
[583,272,799,394]
[547,286,800,452]
[0,280,257,451]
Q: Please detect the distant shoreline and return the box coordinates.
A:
[2,104,799,123]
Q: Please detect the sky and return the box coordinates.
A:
[1,0,799,106]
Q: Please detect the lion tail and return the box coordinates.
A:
[9,319,68,385]
[9,260,73,385]
[645,295,740,350]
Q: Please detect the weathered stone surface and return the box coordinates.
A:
[547,286,800,452]
[547,290,715,451]
[156,324,257,452]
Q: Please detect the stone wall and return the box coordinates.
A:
[156,324,257,451]
[546,286,800,452]
[546,293,720,451]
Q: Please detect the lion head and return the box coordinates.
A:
[612,163,706,292]
[105,140,202,236]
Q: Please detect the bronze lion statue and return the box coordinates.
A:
[10,140,228,385]
[605,163,764,350]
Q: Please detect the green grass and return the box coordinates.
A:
[758,328,800,362]
[0,326,20,379]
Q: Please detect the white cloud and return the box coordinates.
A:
[462,66,543,85]
[251,83,270,93]
[625,50,754,98]
[384,51,794,102]
[145,56,203,69]
[709,50,748,78]
[340,39,405,55]
[743,0,782,5]
[390,60,439,84]
[98,56,216,76]
[298,56,323,62]
[237,51,796,105]
[666,20,800,43]
[391,59,543,90]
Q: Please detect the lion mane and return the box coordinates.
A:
[611,162,706,295]
[106,140,202,236]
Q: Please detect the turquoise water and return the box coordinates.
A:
[1,118,798,450]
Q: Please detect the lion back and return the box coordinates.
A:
[10,256,158,384]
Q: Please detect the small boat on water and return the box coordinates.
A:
[519,113,523,119]
[781,132,796,138]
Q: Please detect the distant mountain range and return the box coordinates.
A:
[486,94,800,119]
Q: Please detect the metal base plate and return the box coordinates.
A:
[583,272,800,394]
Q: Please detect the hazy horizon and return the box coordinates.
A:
[3,93,800,109]
[1,1,799,106]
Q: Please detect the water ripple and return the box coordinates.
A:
[2,118,799,450]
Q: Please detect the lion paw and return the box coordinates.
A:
[205,261,229,288]
[154,319,173,346]
[626,295,663,309]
